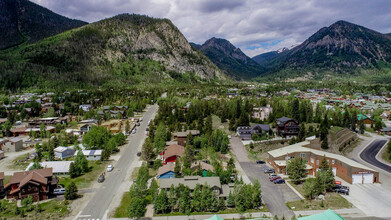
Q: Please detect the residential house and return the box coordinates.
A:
[157,163,175,179]
[378,127,391,135]
[236,124,270,140]
[191,161,214,176]
[160,144,185,164]
[253,105,273,121]
[173,130,200,146]
[276,117,299,138]
[268,140,379,184]
[54,146,76,160]
[4,168,58,202]
[3,137,23,152]
[26,161,73,175]
[75,150,102,161]
[357,114,375,126]
[159,176,234,199]
[79,104,92,112]
[0,172,4,198]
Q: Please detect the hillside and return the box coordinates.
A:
[0,14,225,90]
[255,21,391,81]
[0,0,87,49]
[196,37,265,80]
[252,48,289,65]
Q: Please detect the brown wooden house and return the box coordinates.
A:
[276,117,299,138]
[4,168,58,202]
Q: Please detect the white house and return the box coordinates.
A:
[26,161,74,175]
[54,146,76,160]
[79,104,92,112]
[75,150,102,161]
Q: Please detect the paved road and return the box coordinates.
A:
[360,139,391,173]
[230,137,295,218]
[78,104,159,220]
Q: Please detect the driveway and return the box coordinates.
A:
[360,139,391,173]
[0,147,35,174]
[230,137,295,218]
[76,104,159,220]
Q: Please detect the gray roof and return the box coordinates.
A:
[253,124,270,131]
[160,176,221,190]
[9,137,22,143]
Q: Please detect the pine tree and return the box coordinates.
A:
[359,120,365,134]
[178,186,191,215]
[174,161,181,178]
[287,157,307,184]
[321,136,329,149]
[298,123,306,142]
[291,99,300,121]
[351,111,357,131]
[154,190,168,214]
[65,182,78,200]
[192,184,202,211]
[227,191,235,207]
[69,162,80,178]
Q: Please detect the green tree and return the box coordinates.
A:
[178,186,191,215]
[75,150,89,173]
[321,136,329,150]
[3,120,12,136]
[40,123,46,138]
[359,120,365,134]
[154,122,167,152]
[125,120,130,134]
[82,126,111,149]
[174,161,181,178]
[287,157,307,184]
[29,161,42,170]
[205,115,213,135]
[128,197,146,218]
[316,156,335,193]
[141,138,155,161]
[154,190,168,214]
[298,123,306,142]
[69,162,80,178]
[65,182,78,200]
[21,195,34,210]
[351,111,357,131]
[291,99,300,121]
[192,184,202,212]
[226,191,235,207]
[303,178,321,200]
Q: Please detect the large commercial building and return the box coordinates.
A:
[268,137,379,184]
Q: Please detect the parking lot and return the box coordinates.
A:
[336,177,391,218]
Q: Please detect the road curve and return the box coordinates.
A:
[360,139,391,173]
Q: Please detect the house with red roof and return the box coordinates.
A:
[159,144,185,165]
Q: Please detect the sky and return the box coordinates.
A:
[32,0,391,57]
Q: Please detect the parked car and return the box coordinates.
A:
[132,129,136,134]
[256,160,265,164]
[53,188,66,195]
[274,179,285,184]
[264,168,275,174]
[137,152,141,157]
[269,173,278,178]
[334,188,349,195]
[148,120,151,126]
[139,117,143,122]
[98,174,105,183]
[269,176,281,181]
[107,165,114,172]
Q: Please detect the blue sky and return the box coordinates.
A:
[32,0,391,57]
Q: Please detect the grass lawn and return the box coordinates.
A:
[58,160,108,189]
[286,181,353,211]
[7,153,30,170]
[212,115,233,135]
[155,207,269,217]
[247,141,289,161]
[0,199,70,219]
[113,192,130,218]
[342,138,362,155]
[382,146,391,164]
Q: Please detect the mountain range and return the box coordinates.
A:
[191,38,264,80]
[1,0,391,89]
[0,0,87,49]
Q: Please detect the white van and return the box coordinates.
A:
[54,188,66,195]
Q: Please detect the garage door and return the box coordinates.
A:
[352,174,362,184]
[332,168,336,176]
[363,173,374,184]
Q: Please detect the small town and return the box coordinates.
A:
[1,1,391,220]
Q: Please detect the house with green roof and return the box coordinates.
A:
[298,209,344,220]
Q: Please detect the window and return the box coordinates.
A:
[300,153,306,158]
[310,158,314,164]
[316,160,319,165]
[332,160,335,164]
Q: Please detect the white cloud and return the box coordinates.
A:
[31,0,391,57]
